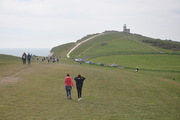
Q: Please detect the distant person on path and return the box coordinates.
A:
[57,58,59,63]
[64,74,74,100]
[74,74,86,101]
[48,58,50,63]
[136,67,139,72]
[22,52,27,64]
[27,53,31,65]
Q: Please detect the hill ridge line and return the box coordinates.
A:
[67,33,104,58]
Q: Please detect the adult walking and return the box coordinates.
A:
[136,67,139,72]
[22,52,27,64]
[74,74,86,101]
[27,53,31,65]
[64,74,74,100]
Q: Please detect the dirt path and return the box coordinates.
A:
[0,65,32,86]
[66,33,104,58]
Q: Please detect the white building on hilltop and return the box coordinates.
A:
[123,24,130,33]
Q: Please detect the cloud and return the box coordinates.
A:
[0,0,180,48]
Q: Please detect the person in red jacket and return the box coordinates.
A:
[64,73,74,100]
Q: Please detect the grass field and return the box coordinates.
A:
[0,55,179,120]
[89,54,180,70]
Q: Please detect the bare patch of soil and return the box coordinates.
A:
[0,76,20,83]
[0,65,32,86]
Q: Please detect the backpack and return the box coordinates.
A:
[23,54,26,59]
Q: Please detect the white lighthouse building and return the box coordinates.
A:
[123,24,130,33]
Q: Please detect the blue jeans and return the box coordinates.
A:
[65,86,72,97]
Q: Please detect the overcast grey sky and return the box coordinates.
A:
[0,0,180,48]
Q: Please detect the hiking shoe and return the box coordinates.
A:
[78,98,82,101]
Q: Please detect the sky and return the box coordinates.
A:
[0,0,180,48]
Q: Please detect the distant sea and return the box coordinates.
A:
[0,48,51,57]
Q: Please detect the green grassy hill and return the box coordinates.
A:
[69,31,179,58]
[51,42,75,57]
[51,31,180,58]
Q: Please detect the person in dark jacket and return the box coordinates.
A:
[27,53,31,65]
[22,52,27,64]
[74,74,86,101]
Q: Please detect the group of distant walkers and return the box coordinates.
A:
[22,52,31,65]
[64,73,86,101]
[22,52,61,64]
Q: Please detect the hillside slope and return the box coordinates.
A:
[51,31,180,59]
[51,42,75,57]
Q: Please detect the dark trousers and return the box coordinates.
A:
[22,59,26,64]
[28,59,31,64]
[77,87,82,98]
